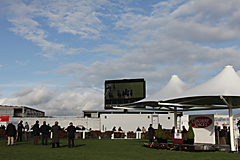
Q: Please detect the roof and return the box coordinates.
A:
[117,65,240,111]
[161,65,240,107]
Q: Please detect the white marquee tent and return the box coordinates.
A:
[115,65,240,151]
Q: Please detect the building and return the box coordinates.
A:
[0,105,183,131]
[83,110,183,131]
[0,105,45,118]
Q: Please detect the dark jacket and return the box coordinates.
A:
[51,124,61,143]
[66,125,76,138]
[148,126,154,138]
[32,123,40,136]
[40,124,50,135]
[6,123,16,137]
[17,123,24,133]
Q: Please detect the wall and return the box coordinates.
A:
[100,113,174,132]
[12,117,100,130]
[11,112,176,132]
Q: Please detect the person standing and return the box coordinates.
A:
[142,127,146,132]
[51,121,61,148]
[66,122,76,148]
[24,122,29,142]
[32,120,40,145]
[17,120,24,142]
[136,126,141,131]
[6,122,16,146]
[148,124,154,145]
[40,121,49,145]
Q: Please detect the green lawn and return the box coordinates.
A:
[0,138,239,160]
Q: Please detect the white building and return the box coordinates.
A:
[0,105,182,131]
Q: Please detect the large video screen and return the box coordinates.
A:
[104,78,146,109]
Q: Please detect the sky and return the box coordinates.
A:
[1,0,240,116]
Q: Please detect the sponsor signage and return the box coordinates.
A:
[189,114,215,144]
[174,133,182,139]
[189,116,213,128]
[0,115,9,122]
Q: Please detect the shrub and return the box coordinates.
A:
[156,124,163,138]
[187,123,194,139]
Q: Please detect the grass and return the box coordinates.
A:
[0,138,240,160]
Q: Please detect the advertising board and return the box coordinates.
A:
[189,114,215,144]
[0,115,9,122]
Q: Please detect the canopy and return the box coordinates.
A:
[115,75,192,110]
[117,65,240,111]
[159,65,240,110]
[115,65,240,151]
[145,75,192,101]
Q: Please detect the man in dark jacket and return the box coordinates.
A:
[32,120,39,145]
[17,120,24,142]
[6,122,16,146]
[148,124,154,144]
[40,121,50,145]
[66,122,76,148]
[51,121,61,148]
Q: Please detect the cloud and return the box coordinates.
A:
[15,85,55,106]
[16,60,29,66]
[4,0,110,58]
[36,0,107,38]
[0,84,103,116]
[2,1,240,116]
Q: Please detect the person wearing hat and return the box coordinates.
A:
[66,122,76,148]
[17,120,24,142]
[6,122,16,146]
[51,121,61,148]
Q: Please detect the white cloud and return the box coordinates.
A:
[2,0,240,116]
[16,60,29,66]
[0,84,103,116]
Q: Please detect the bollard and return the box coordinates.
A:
[83,131,85,139]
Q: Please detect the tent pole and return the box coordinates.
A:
[174,107,178,131]
[228,98,236,152]
[229,107,236,152]
[220,96,236,152]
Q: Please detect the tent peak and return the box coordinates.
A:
[224,65,233,68]
[171,75,178,77]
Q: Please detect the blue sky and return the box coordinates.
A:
[1,0,240,116]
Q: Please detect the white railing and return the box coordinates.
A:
[75,130,146,139]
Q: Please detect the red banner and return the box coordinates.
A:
[0,115,9,122]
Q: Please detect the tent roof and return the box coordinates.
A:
[117,65,240,111]
[118,75,191,108]
[145,75,192,101]
[161,65,240,107]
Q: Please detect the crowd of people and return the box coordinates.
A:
[105,83,134,99]
[111,126,146,132]
[215,126,231,145]
[5,120,77,148]
[4,120,233,147]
